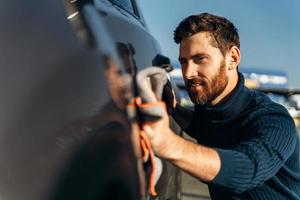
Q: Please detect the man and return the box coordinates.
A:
[143,13,300,199]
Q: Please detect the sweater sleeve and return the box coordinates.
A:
[211,113,298,193]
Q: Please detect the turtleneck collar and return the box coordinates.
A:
[195,72,252,122]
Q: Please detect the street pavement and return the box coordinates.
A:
[181,170,210,200]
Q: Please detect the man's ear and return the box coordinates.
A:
[228,46,241,70]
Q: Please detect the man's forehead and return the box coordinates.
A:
[179,32,215,58]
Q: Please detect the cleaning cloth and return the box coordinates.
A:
[135,66,168,120]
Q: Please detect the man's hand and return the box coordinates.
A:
[143,109,173,157]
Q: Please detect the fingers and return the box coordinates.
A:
[143,125,155,139]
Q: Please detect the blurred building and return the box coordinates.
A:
[240,68,288,89]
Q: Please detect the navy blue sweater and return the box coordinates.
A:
[174,73,300,199]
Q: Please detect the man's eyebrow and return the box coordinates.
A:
[191,53,207,59]
[178,53,207,62]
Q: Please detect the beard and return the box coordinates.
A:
[186,60,228,106]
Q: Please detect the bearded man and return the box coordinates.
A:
[143,13,300,199]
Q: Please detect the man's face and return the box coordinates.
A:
[178,32,229,105]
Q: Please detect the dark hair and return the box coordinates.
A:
[174,12,240,56]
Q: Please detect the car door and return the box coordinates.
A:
[0,0,180,199]
[0,1,140,200]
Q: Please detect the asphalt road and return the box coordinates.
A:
[181,171,210,200]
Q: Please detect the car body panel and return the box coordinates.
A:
[0,0,180,200]
[0,1,136,200]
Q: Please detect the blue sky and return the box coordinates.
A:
[139,0,300,88]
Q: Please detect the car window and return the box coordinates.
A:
[109,0,139,17]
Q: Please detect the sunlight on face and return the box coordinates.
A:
[179,32,229,105]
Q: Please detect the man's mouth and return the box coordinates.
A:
[190,83,202,87]
[188,82,205,94]
[187,78,205,89]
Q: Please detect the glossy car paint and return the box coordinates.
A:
[0,1,137,200]
[0,0,180,200]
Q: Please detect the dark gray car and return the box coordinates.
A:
[0,0,181,200]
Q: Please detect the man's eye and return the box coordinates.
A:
[194,57,205,63]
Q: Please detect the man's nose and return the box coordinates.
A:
[184,62,198,79]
